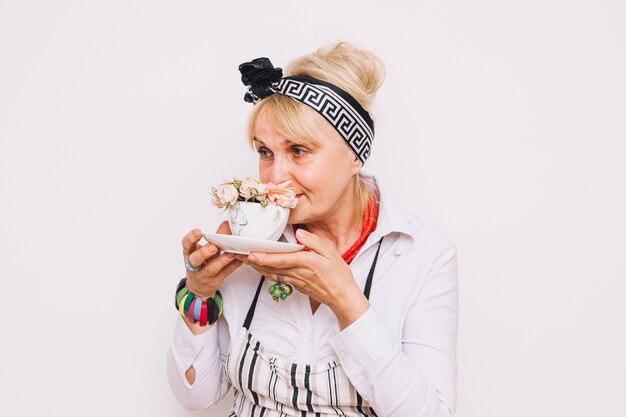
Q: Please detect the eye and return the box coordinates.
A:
[291,146,309,157]
[257,147,272,158]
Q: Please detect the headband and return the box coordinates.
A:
[238,57,375,165]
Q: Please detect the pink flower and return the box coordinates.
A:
[216,183,238,207]
[275,193,298,209]
[239,177,262,200]
[264,180,298,209]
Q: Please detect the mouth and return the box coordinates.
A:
[295,193,304,199]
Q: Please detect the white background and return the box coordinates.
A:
[1,1,624,416]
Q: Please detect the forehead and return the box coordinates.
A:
[252,103,342,148]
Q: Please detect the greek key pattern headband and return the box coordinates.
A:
[238,58,375,165]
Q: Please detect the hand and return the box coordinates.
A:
[181,221,243,298]
[236,228,370,329]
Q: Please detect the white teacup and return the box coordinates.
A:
[227,201,290,241]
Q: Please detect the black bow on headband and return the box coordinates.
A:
[238,58,283,103]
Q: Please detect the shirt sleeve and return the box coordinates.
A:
[328,243,459,417]
[166,313,232,410]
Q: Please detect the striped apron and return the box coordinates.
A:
[225,237,384,417]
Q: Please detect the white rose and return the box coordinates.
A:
[239,177,260,200]
[254,182,267,195]
[252,183,267,202]
[217,183,239,206]
[275,194,298,209]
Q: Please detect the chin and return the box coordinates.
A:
[288,206,310,225]
[288,209,303,225]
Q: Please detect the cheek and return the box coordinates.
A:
[258,165,270,183]
[300,163,347,200]
[296,165,327,194]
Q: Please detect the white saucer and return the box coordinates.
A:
[202,233,305,255]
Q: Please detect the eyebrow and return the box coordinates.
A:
[252,137,266,146]
[252,137,303,147]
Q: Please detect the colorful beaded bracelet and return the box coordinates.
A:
[174,277,223,326]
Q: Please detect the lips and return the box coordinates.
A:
[295,193,304,199]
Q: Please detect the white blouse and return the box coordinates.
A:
[166,174,459,416]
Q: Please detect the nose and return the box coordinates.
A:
[267,154,292,184]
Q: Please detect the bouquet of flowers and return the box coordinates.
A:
[211,177,298,210]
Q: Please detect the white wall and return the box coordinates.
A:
[1,1,624,416]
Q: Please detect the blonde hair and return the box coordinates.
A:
[246,41,386,215]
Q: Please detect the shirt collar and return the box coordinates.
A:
[360,172,415,255]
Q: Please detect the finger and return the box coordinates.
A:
[247,251,306,270]
[182,229,203,256]
[204,252,238,276]
[198,221,232,255]
[295,228,336,258]
[258,271,304,292]
[247,262,294,278]
[187,244,219,268]
[266,273,279,282]
[265,273,290,283]
[234,254,249,262]
[219,258,244,277]
[249,265,279,278]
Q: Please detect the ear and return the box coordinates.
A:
[350,154,362,175]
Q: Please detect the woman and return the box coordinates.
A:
[167,42,459,417]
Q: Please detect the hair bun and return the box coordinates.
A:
[285,41,386,114]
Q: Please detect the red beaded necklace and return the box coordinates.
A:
[293,196,379,265]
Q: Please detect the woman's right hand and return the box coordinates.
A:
[181,221,243,298]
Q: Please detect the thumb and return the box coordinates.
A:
[295,228,335,258]
[216,220,232,235]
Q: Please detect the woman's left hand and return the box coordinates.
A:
[235,228,370,328]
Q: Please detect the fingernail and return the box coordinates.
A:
[296,228,308,237]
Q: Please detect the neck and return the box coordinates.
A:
[302,186,364,253]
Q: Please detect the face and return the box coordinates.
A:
[253,106,361,225]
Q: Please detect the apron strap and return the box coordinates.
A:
[363,236,384,300]
[243,275,266,330]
